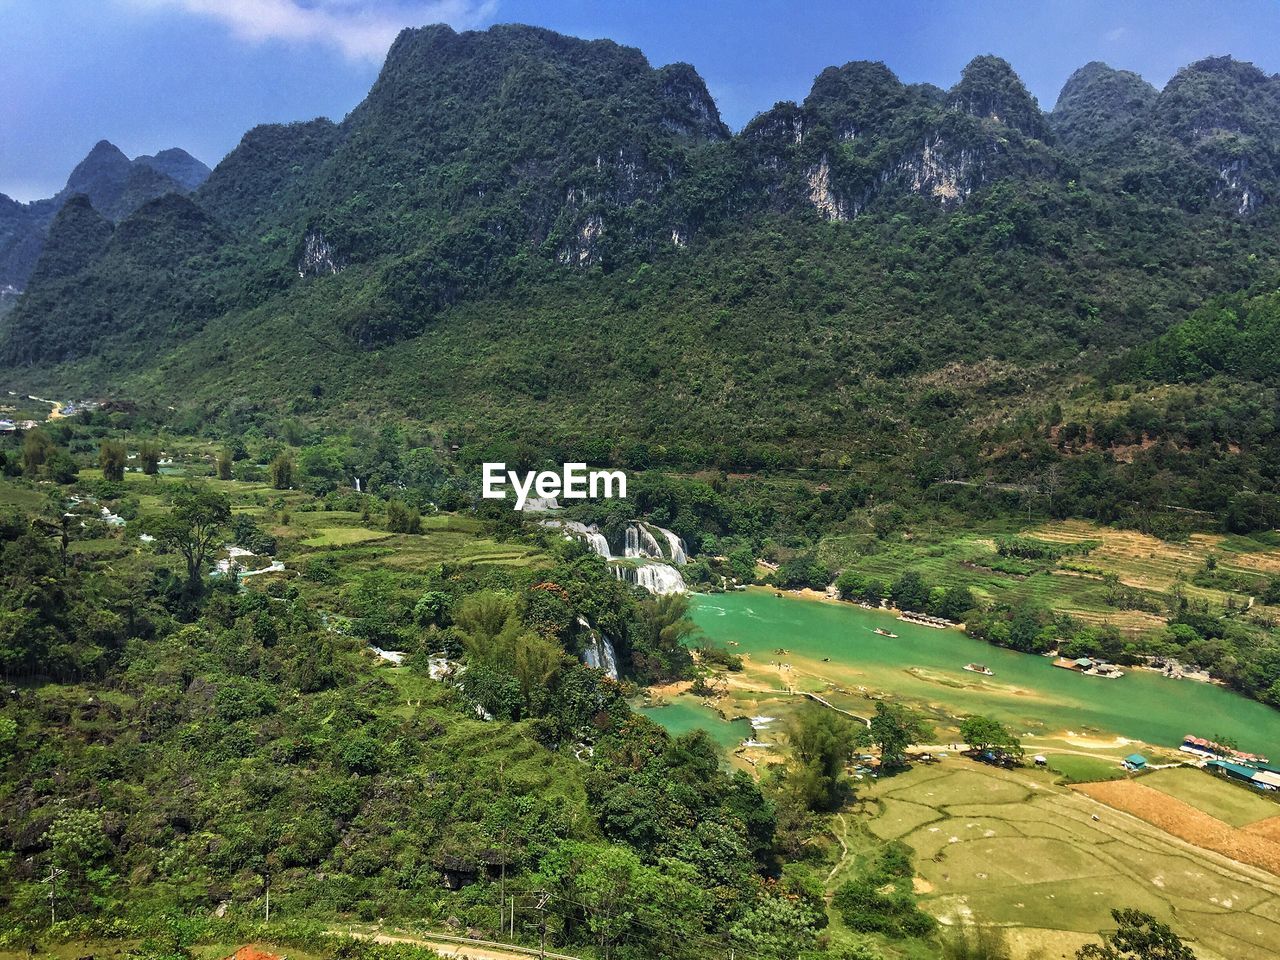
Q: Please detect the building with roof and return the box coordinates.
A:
[1123,753,1147,771]
[1207,759,1280,791]
[1181,735,1270,765]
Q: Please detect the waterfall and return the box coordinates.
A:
[651,525,687,564]
[624,522,664,560]
[519,495,560,512]
[542,520,611,559]
[576,615,619,679]
[614,561,687,595]
[563,520,612,559]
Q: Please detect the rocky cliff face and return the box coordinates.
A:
[744,55,1056,222]
[8,27,1280,368]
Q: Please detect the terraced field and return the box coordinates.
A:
[863,760,1280,960]
[820,519,1280,636]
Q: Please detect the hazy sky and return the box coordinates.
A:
[4,0,1280,201]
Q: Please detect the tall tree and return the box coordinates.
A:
[959,715,1024,761]
[146,484,231,591]
[786,705,857,810]
[99,440,127,482]
[866,701,933,770]
[269,452,295,490]
[138,441,162,476]
[1077,908,1196,960]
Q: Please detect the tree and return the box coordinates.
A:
[413,590,451,627]
[99,440,127,481]
[630,593,696,682]
[785,706,856,810]
[269,451,295,490]
[959,715,1023,761]
[147,484,231,591]
[890,571,930,611]
[216,449,233,480]
[21,429,55,476]
[1077,908,1196,960]
[867,701,933,770]
[386,498,422,533]
[935,585,977,622]
[45,450,79,484]
[139,441,162,475]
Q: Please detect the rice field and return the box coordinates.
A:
[1131,767,1280,828]
[864,759,1280,960]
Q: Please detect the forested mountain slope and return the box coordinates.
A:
[0,140,210,296]
[3,24,1280,479]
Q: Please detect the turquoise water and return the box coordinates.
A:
[637,697,752,750]
[679,590,1280,756]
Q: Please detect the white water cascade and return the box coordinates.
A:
[541,520,612,559]
[614,562,687,595]
[654,526,687,564]
[624,522,664,559]
[577,615,619,679]
[563,520,612,559]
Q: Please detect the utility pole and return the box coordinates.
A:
[537,892,549,960]
[264,873,271,923]
[42,866,64,927]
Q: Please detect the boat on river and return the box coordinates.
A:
[964,663,994,676]
[873,628,898,638]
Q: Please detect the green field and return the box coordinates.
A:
[819,518,1280,635]
[300,526,393,546]
[864,760,1280,960]
[1043,753,1125,784]
[1139,767,1280,827]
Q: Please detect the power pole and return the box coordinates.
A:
[42,866,64,927]
[537,892,549,960]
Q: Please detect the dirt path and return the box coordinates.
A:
[29,395,64,419]
[332,929,580,960]
[825,811,852,893]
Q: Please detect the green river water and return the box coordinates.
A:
[644,590,1280,757]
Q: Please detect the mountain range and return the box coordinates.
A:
[0,140,210,297]
[2,24,1280,472]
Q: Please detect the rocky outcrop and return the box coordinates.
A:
[298,229,342,277]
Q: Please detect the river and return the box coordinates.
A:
[644,590,1280,757]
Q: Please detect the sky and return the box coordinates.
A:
[4,0,1280,201]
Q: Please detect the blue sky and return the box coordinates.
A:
[4,0,1280,201]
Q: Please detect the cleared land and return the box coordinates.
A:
[1138,768,1280,827]
[1075,777,1280,877]
[820,518,1280,635]
[863,759,1280,960]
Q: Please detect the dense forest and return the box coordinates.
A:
[2,21,1277,960]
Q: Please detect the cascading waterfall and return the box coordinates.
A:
[564,520,612,559]
[614,562,687,595]
[576,615,619,679]
[540,520,689,595]
[654,526,687,564]
[542,520,612,559]
[624,522,664,559]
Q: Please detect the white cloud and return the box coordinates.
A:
[125,0,499,61]
[1104,26,1128,43]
